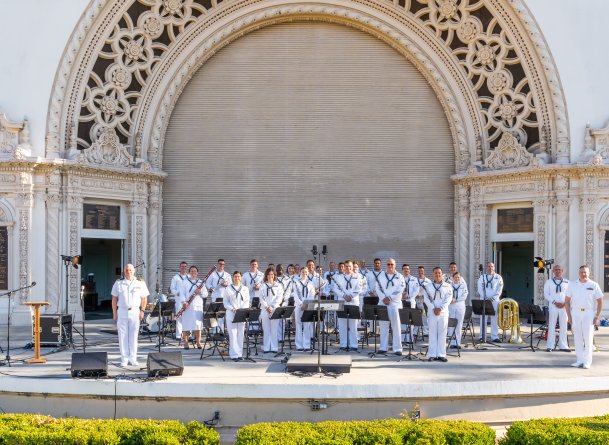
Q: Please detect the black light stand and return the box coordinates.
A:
[0,282,37,367]
[79,285,87,353]
[311,244,327,373]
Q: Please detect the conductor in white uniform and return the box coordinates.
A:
[112,264,149,367]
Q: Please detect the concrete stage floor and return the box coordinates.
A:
[1,318,609,443]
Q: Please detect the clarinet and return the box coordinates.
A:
[175,266,216,319]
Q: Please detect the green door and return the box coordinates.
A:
[499,242,534,304]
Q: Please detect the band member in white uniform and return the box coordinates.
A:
[444,262,458,283]
[416,266,431,335]
[324,262,338,297]
[111,264,150,367]
[334,259,361,350]
[293,266,316,351]
[366,258,383,299]
[448,271,468,348]
[566,265,603,369]
[477,262,504,342]
[242,259,263,304]
[422,267,452,362]
[375,258,406,355]
[177,265,207,349]
[206,259,231,301]
[260,267,283,353]
[354,262,368,314]
[276,264,292,342]
[401,264,420,342]
[170,261,188,338]
[223,271,250,361]
[543,264,570,352]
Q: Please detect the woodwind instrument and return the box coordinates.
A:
[175,266,216,319]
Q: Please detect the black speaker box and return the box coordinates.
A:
[70,352,108,378]
[147,352,184,377]
[40,314,73,345]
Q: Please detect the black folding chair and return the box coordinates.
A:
[460,305,476,347]
[446,318,461,357]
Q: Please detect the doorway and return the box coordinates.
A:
[81,238,123,315]
[497,241,534,304]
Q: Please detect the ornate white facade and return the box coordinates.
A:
[1,0,608,324]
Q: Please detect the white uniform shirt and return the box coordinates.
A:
[544,278,569,305]
[260,282,283,311]
[566,279,603,311]
[416,277,431,297]
[333,273,361,306]
[170,273,187,297]
[375,272,406,306]
[111,278,150,314]
[223,285,250,312]
[206,270,232,300]
[242,270,264,300]
[403,275,420,303]
[324,271,338,295]
[176,277,207,310]
[477,273,504,301]
[451,280,469,303]
[422,281,453,313]
[366,269,384,295]
[276,275,293,306]
[293,279,316,308]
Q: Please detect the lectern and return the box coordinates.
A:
[26,302,49,364]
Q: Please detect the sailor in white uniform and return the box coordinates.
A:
[543,264,570,351]
[259,267,283,353]
[375,259,406,355]
[333,260,361,350]
[477,262,504,342]
[448,271,468,348]
[111,264,149,367]
[170,261,188,339]
[422,267,452,361]
[293,267,316,351]
[275,264,293,342]
[566,265,603,369]
[242,259,264,304]
[401,264,420,342]
[205,259,231,302]
[416,266,431,336]
[176,266,207,349]
[223,271,251,361]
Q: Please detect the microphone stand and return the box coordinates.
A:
[0,283,36,367]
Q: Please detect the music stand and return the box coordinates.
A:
[301,309,322,353]
[152,301,175,352]
[362,305,388,357]
[335,305,361,353]
[472,300,501,349]
[519,303,545,352]
[398,307,425,361]
[232,308,260,362]
[271,306,294,358]
[200,302,226,360]
[304,300,343,356]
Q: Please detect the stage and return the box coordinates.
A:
[1,319,609,443]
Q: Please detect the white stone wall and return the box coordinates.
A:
[0,0,89,153]
[525,0,609,159]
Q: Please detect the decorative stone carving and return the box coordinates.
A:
[581,121,609,163]
[83,127,132,166]
[485,132,533,170]
[585,213,594,277]
[0,111,31,160]
[48,0,567,173]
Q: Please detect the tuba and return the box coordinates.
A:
[498,298,523,344]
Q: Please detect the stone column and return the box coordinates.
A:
[45,170,62,313]
[456,184,470,284]
[147,182,161,293]
[533,199,550,305]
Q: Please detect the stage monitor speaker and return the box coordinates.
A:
[147,352,183,377]
[71,352,108,378]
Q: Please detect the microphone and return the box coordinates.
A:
[31,281,37,287]
[142,261,146,267]
[478,264,483,273]
[311,245,318,256]
[322,245,328,256]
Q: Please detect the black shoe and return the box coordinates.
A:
[438,357,448,362]
[237,357,244,361]
[559,348,571,352]
[428,357,435,362]
[491,338,501,343]
[263,350,270,353]
[232,358,239,362]
[394,351,403,356]
[297,349,304,352]
[378,350,388,354]
[546,348,552,352]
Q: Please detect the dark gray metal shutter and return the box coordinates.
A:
[162,21,454,287]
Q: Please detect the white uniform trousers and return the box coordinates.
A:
[428,312,449,358]
[261,311,279,352]
[572,310,595,367]
[295,308,313,349]
[379,304,402,352]
[479,298,499,339]
[448,301,466,346]
[546,305,568,350]
[117,311,140,363]
[338,314,359,349]
[225,311,245,359]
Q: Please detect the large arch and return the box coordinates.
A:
[47,0,570,168]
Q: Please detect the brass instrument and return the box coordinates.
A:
[498,298,523,344]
